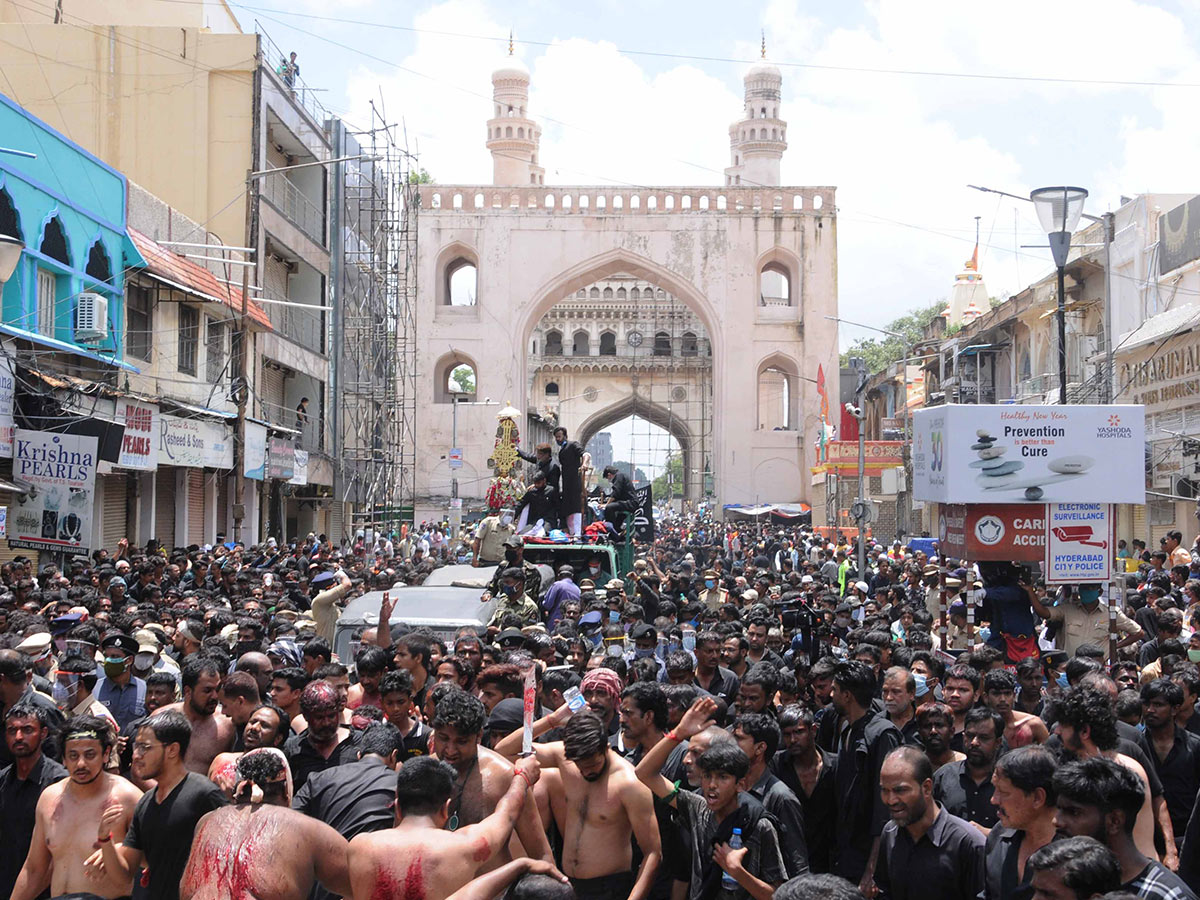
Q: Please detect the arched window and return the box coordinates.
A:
[616,287,627,300]
[572,330,590,356]
[85,241,112,285]
[630,287,640,300]
[603,287,613,299]
[681,332,698,357]
[599,331,617,356]
[505,126,513,138]
[446,259,477,306]
[653,332,672,357]
[433,352,479,403]
[518,127,525,139]
[40,216,69,264]
[545,382,559,397]
[0,188,20,241]
[590,287,600,299]
[760,262,791,307]
[545,330,563,356]
[757,356,800,430]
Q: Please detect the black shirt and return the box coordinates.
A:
[874,807,986,900]
[123,772,227,900]
[748,769,809,878]
[0,753,66,898]
[981,826,1047,900]
[695,667,741,707]
[833,710,902,882]
[399,718,432,758]
[1145,726,1200,838]
[771,748,837,875]
[284,728,362,790]
[931,759,999,830]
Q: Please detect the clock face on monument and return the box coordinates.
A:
[627,331,643,347]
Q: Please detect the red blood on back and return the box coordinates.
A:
[472,837,491,862]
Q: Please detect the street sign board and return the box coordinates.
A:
[938,504,1046,562]
[1044,503,1114,583]
[448,448,463,470]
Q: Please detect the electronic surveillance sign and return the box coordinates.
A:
[912,405,1144,505]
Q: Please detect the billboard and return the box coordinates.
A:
[937,504,1046,562]
[912,405,1145,504]
[117,400,159,471]
[1160,195,1200,275]
[9,430,97,555]
[159,415,234,469]
[1045,503,1114,583]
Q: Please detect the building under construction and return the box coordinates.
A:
[328,105,417,538]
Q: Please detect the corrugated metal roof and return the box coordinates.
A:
[1115,304,1200,354]
[128,228,272,330]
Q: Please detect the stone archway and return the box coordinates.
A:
[576,393,701,502]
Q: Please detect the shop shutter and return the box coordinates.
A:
[187,469,206,547]
[260,363,286,424]
[330,501,344,545]
[155,469,176,550]
[101,475,128,552]
[216,473,230,537]
[1133,504,1146,545]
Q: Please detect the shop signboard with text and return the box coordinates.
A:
[937,504,1046,562]
[159,416,233,469]
[9,429,97,555]
[912,405,1144,504]
[117,401,159,470]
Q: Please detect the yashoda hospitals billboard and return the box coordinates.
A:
[912,405,1145,505]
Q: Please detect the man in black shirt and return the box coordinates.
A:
[101,709,227,900]
[692,631,740,706]
[931,707,1002,832]
[982,746,1058,900]
[772,705,836,874]
[1141,678,1200,845]
[379,670,431,758]
[293,722,402,900]
[0,701,65,898]
[733,712,810,878]
[874,746,985,900]
[285,680,360,790]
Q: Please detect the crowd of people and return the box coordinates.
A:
[3,515,1200,899]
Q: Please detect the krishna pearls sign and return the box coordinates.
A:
[912,405,1145,504]
[10,429,98,555]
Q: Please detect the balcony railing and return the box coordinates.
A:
[256,23,330,126]
[267,299,326,356]
[257,397,326,452]
[261,171,326,247]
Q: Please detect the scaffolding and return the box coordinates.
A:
[330,101,418,536]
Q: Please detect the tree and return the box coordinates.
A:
[651,453,684,499]
[449,364,475,394]
[408,168,435,184]
[838,299,946,372]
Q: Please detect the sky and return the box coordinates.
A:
[231,0,1200,469]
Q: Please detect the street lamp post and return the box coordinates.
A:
[0,234,24,284]
[1030,187,1089,405]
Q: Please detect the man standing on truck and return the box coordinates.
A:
[553,427,586,539]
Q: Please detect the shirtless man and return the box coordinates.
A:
[208,703,291,795]
[429,689,553,871]
[164,657,235,774]
[982,669,1048,748]
[496,708,662,900]
[181,748,351,900]
[12,715,143,900]
[347,754,558,899]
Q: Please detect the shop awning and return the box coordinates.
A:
[0,324,141,373]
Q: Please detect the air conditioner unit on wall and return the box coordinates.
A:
[75,292,108,342]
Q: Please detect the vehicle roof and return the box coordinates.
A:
[337,585,495,627]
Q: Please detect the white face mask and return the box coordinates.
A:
[500,514,513,526]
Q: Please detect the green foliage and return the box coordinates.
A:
[408,168,435,184]
[449,364,475,393]
[838,299,946,372]
[651,454,684,499]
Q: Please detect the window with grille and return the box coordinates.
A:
[206,318,225,384]
[37,269,56,337]
[178,306,199,375]
[127,285,152,361]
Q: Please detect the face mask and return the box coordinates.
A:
[704,580,715,590]
[66,640,92,656]
[102,657,127,679]
[1188,649,1200,664]
[500,584,517,596]
[609,610,621,623]
[134,652,155,670]
[500,514,513,526]
[53,674,80,705]
[1078,588,1102,605]
[505,550,519,564]
[589,566,601,576]
[1056,671,1069,690]
[912,673,927,694]
[634,647,655,660]
[836,616,851,628]
[682,633,696,652]
[668,640,682,654]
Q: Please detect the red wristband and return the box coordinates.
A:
[515,767,534,788]
[666,730,681,742]
[98,833,112,844]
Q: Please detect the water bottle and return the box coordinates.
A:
[721,828,742,889]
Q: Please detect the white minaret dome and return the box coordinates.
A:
[724,50,787,187]
[486,50,544,186]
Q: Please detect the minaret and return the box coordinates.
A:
[725,33,787,187]
[486,33,544,186]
